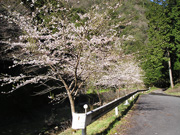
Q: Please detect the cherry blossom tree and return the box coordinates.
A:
[0,0,144,116]
[0,1,116,116]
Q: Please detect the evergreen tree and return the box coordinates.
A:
[141,1,166,87]
[141,0,180,87]
[167,0,180,82]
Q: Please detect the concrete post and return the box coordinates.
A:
[115,107,118,116]
[124,100,129,105]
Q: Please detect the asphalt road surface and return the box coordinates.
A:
[125,91,180,135]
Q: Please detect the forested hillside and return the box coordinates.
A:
[2,0,179,135]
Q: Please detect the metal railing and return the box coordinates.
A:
[72,89,148,135]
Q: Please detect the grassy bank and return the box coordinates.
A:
[165,84,180,96]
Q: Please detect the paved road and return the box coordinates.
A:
[125,91,180,135]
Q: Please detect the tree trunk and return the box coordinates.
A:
[57,73,76,116]
[96,90,103,106]
[68,92,75,116]
[168,51,174,88]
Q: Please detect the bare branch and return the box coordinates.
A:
[33,86,64,96]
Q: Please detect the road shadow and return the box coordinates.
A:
[133,95,164,112]
[149,92,180,98]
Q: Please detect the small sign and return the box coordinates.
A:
[72,113,86,129]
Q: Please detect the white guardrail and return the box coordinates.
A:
[72,89,148,135]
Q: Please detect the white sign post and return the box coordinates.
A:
[72,113,87,130]
[72,104,88,135]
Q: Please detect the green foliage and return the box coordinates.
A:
[139,0,180,87]
[68,7,87,23]
[34,1,66,19]
[34,0,62,8]
[174,60,180,70]
[86,88,111,94]
[34,0,47,7]
[108,9,119,20]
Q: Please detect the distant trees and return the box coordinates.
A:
[141,0,180,87]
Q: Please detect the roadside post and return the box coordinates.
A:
[124,99,129,105]
[82,104,88,135]
[115,107,118,115]
[71,104,88,135]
